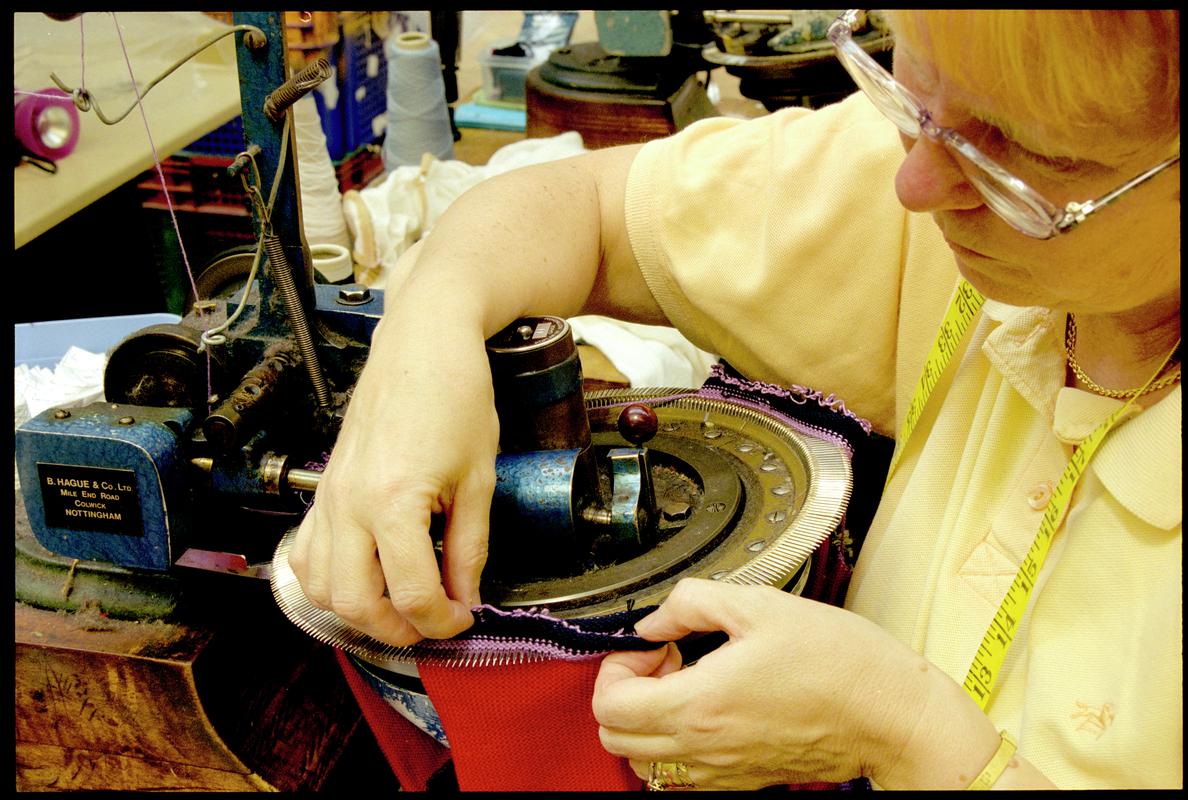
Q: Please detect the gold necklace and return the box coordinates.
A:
[1065,314,1181,399]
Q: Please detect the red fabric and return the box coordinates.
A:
[803,535,854,608]
[418,654,644,791]
[334,648,451,791]
[335,538,854,792]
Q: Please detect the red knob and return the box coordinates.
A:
[617,403,659,445]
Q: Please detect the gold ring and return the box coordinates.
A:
[647,761,696,791]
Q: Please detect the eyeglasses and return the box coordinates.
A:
[827,10,1180,239]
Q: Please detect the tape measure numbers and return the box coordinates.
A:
[961,402,1133,707]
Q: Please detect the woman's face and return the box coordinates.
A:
[889,35,1180,318]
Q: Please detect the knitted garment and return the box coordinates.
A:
[418,608,654,791]
[337,369,883,789]
[339,605,660,791]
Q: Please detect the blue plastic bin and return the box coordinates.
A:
[14,313,181,369]
[340,14,389,157]
[181,116,246,157]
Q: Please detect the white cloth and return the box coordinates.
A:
[14,346,107,429]
[568,316,718,388]
[343,131,588,288]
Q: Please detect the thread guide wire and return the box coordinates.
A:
[48,17,267,126]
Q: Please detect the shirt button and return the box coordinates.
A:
[1027,481,1054,510]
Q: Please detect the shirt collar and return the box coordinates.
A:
[979,300,1181,530]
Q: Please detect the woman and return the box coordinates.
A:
[291,10,1180,788]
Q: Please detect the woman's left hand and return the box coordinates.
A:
[592,577,939,790]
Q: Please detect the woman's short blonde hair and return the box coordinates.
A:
[885,10,1179,163]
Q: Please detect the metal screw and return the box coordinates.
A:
[243,28,268,51]
[766,510,787,524]
[761,461,783,472]
[737,441,756,452]
[772,484,792,497]
[746,539,767,552]
[336,284,372,305]
[52,409,71,419]
[662,422,681,432]
[710,570,729,581]
[117,416,135,426]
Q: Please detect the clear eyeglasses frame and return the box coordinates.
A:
[827,9,1180,239]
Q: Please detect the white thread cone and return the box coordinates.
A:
[293,94,352,252]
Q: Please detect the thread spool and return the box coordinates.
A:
[310,242,353,283]
[383,31,455,171]
[293,95,352,252]
[14,88,80,161]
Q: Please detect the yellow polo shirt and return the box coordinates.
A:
[624,92,1182,789]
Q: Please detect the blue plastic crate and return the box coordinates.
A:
[182,115,246,157]
[339,15,389,156]
[15,313,182,369]
[312,88,348,161]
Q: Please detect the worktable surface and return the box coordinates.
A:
[13,12,243,249]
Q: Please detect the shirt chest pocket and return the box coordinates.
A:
[957,436,1071,609]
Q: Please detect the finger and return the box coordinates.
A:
[652,640,685,678]
[326,522,423,645]
[592,646,679,731]
[634,578,763,641]
[598,645,673,685]
[600,728,681,760]
[290,509,333,609]
[440,470,494,609]
[375,496,474,640]
[288,511,313,582]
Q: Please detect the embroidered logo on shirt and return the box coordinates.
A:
[1071,701,1115,738]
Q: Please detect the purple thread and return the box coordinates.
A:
[703,364,873,435]
[13,90,75,100]
[78,15,85,91]
[698,387,854,459]
[413,637,603,664]
[472,604,638,639]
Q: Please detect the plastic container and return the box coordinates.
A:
[479,42,547,105]
[339,12,390,157]
[14,313,181,369]
[137,154,252,216]
[181,115,246,158]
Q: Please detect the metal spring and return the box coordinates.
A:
[263,57,332,121]
[261,233,331,407]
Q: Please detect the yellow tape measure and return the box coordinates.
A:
[888,278,1172,710]
[961,401,1134,708]
[884,279,985,487]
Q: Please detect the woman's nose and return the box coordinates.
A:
[893,132,984,214]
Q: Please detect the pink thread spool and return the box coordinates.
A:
[14,88,81,161]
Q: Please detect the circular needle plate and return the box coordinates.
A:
[270,388,852,672]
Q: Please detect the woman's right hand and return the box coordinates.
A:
[286,143,652,646]
[288,309,500,646]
